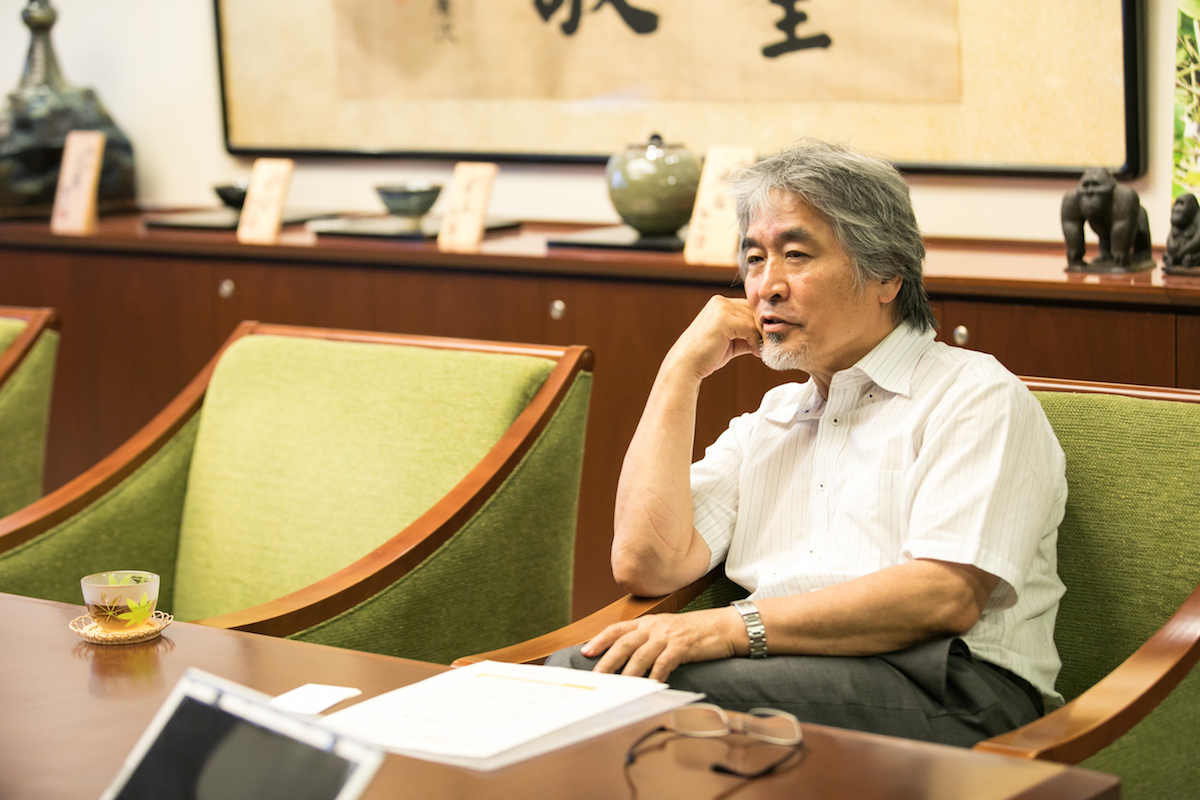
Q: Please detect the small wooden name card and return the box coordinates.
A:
[50,130,106,237]
[236,158,295,246]
[437,162,499,254]
[683,145,756,267]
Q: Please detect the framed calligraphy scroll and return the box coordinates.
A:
[214,0,1146,178]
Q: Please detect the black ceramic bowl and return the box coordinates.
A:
[376,183,442,218]
[214,180,250,209]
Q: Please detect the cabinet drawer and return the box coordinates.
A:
[939,300,1176,386]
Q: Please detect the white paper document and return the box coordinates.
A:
[319,660,702,771]
[269,683,363,715]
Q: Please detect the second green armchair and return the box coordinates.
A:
[0,306,59,519]
[0,322,592,665]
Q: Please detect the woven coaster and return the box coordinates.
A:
[69,611,173,645]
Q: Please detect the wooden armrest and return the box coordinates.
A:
[0,306,58,388]
[450,570,723,667]
[974,583,1200,764]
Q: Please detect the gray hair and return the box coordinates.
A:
[727,140,936,332]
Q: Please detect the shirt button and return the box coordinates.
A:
[818,482,826,491]
[831,417,840,425]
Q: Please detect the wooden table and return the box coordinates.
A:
[0,593,1119,800]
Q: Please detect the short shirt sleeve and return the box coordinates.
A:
[900,371,1066,610]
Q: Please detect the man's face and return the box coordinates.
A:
[741,191,900,391]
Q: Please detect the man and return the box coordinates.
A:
[547,141,1067,747]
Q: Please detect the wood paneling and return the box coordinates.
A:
[213,260,376,341]
[1179,314,1200,390]
[370,267,544,343]
[0,249,217,488]
[941,300,1177,387]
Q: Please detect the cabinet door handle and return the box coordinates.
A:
[952,325,969,346]
[218,279,235,299]
[549,299,566,320]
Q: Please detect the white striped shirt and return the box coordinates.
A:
[692,323,1068,706]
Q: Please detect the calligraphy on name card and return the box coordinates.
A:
[236,158,295,245]
[684,145,756,267]
[437,162,498,253]
[50,130,106,237]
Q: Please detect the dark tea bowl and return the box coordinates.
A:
[214,179,250,209]
[376,182,442,219]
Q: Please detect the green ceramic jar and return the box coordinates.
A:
[606,134,702,237]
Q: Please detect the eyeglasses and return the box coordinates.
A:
[625,703,804,783]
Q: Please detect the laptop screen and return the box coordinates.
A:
[101,669,383,800]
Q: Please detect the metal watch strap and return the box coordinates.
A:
[731,599,768,659]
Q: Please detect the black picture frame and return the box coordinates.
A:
[213,0,1146,180]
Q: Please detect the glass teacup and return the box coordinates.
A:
[80,570,160,633]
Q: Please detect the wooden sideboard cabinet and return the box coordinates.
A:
[3,216,1200,617]
[938,300,1178,387]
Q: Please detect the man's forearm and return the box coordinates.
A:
[585,560,999,680]
[611,296,761,597]
[750,560,999,657]
[611,358,712,596]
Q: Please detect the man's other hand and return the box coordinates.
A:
[580,607,745,682]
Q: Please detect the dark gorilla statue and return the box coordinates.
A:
[1061,168,1152,270]
[1163,193,1200,271]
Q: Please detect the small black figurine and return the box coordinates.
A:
[1163,193,1200,274]
[1061,168,1153,273]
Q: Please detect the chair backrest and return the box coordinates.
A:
[0,307,59,518]
[1027,382,1200,703]
[171,333,557,622]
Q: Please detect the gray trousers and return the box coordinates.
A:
[545,637,1042,748]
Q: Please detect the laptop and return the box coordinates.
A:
[100,668,384,800]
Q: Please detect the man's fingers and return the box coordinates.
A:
[581,620,635,657]
[618,636,671,679]
[647,649,682,683]
[593,628,650,674]
[732,334,762,359]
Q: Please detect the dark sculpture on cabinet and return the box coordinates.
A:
[1163,193,1200,275]
[1061,168,1153,273]
[0,0,135,218]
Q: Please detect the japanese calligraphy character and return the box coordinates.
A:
[762,0,831,58]
[434,0,455,42]
[534,0,658,36]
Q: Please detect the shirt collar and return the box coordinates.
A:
[851,323,937,398]
[763,323,935,424]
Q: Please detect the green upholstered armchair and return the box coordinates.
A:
[0,306,59,519]
[0,321,593,665]
[457,377,1200,799]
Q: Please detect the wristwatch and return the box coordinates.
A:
[731,599,768,659]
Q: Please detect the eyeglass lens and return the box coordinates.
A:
[671,705,732,737]
[671,704,801,746]
[742,709,802,745]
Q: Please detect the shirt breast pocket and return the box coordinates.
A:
[830,469,908,565]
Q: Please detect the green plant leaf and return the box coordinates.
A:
[1182,2,1200,23]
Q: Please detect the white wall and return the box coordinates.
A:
[0,0,1178,243]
